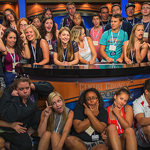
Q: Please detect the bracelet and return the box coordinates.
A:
[24,42,28,45]
[106,57,109,60]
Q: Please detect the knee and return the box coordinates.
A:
[124,127,135,136]
[107,124,118,134]
[51,132,60,139]
[41,131,51,141]
[65,136,77,148]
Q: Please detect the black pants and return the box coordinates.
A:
[0,110,41,150]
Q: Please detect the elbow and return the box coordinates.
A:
[37,130,43,138]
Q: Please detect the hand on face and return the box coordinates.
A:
[44,101,52,117]
[11,90,19,96]
[112,101,121,115]
[89,101,99,116]
[83,103,92,116]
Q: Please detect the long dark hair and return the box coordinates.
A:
[41,8,53,22]
[2,8,17,28]
[2,28,23,55]
[70,12,87,35]
[40,17,56,41]
[78,88,104,108]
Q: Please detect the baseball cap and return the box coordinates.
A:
[125,3,135,10]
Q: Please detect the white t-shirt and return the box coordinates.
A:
[133,93,150,129]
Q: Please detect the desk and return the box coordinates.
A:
[16,62,150,110]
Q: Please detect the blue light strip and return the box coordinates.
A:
[18,0,26,18]
[121,0,128,18]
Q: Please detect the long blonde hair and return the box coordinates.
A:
[47,91,67,132]
[57,27,73,62]
[126,23,144,59]
[71,26,83,43]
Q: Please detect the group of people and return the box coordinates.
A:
[0,1,150,150]
[0,2,150,87]
[0,74,150,150]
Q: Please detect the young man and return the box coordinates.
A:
[133,79,150,148]
[99,6,110,31]
[104,4,132,39]
[140,2,150,42]
[90,13,103,61]
[60,2,76,29]
[100,14,128,63]
[125,3,140,26]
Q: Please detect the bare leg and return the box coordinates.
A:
[91,144,107,150]
[105,124,122,150]
[0,137,5,150]
[120,127,137,150]
[38,131,51,150]
[51,132,61,149]
[65,136,87,150]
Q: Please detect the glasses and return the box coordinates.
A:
[142,7,150,10]
[86,97,98,101]
[15,74,29,80]
[126,8,134,11]
[20,24,27,27]
[45,7,52,11]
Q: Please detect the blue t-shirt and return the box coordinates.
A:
[104,20,132,39]
[124,17,140,26]
[140,19,150,32]
[99,29,128,62]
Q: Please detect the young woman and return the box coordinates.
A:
[32,16,41,32]
[65,88,108,150]
[101,87,137,150]
[40,17,59,64]
[16,18,30,64]
[2,8,17,30]
[41,8,58,30]
[24,24,49,65]
[38,91,73,150]
[53,27,79,66]
[0,74,54,150]
[70,12,90,36]
[71,26,98,64]
[123,23,148,64]
[1,28,30,87]
[17,18,29,36]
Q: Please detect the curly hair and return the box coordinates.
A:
[41,8,53,22]
[40,17,56,41]
[2,8,17,28]
[78,88,104,108]
[2,28,23,56]
[17,18,29,35]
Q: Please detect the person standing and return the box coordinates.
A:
[124,3,140,26]
[100,14,128,63]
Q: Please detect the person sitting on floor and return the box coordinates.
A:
[133,79,150,149]
[38,91,74,150]
[101,87,137,150]
[65,88,108,150]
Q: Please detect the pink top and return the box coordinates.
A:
[4,52,21,72]
[90,27,103,61]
